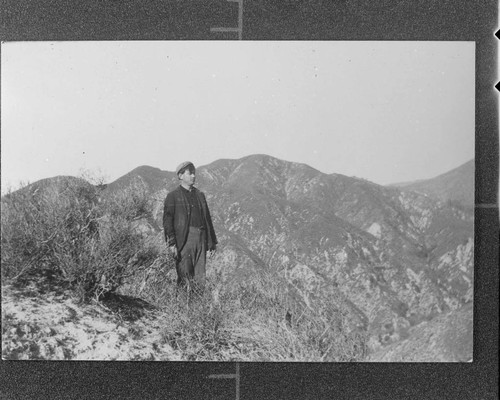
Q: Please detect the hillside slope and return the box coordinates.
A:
[390,159,474,209]
[2,155,473,361]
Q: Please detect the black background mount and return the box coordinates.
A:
[1,1,498,399]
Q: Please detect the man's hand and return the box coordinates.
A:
[169,245,179,261]
[207,246,217,259]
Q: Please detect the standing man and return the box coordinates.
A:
[163,161,217,298]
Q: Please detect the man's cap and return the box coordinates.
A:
[176,161,195,176]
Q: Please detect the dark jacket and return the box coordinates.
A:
[163,185,217,252]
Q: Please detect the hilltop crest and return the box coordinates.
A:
[390,159,474,208]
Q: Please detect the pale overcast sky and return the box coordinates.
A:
[1,41,474,191]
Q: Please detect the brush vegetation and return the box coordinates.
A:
[1,176,367,361]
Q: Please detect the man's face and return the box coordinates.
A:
[180,166,196,187]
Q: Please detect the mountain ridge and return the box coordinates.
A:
[389,159,474,208]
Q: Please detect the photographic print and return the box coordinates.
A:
[1,40,475,363]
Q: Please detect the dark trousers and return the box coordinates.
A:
[176,227,207,299]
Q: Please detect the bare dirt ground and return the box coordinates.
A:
[1,272,182,361]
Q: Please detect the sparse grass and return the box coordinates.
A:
[153,258,368,362]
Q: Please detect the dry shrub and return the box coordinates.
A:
[1,176,161,302]
[102,177,153,221]
[1,179,99,282]
[116,234,177,308]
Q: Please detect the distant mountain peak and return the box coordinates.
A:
[389,159,474,208]
[130,165,165,174]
